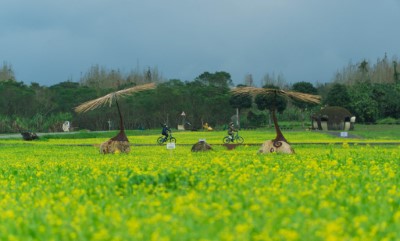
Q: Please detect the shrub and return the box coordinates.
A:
[376,117,399,125]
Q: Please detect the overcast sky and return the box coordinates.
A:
[1,0,399,86]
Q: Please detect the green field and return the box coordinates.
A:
[0,126,399,240]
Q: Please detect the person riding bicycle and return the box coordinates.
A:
[227,122,237,140]
[161,124,171,141]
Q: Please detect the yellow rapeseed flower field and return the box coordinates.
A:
[0,130,399,240]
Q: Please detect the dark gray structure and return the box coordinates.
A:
[312,106,356,131]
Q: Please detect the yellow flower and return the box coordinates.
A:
[235,223,250,234]
[354,215,368,228]
[127,218,141,235]
[92,228,110,241]
[278,229,299,241]
[3,210,15,219]
[394,211,400,222]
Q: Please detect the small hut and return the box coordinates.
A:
[312,106,356,131]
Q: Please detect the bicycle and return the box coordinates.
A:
[222,132,244,144]
[157,132,176,144]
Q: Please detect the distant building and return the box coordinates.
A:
[311,106,356,131]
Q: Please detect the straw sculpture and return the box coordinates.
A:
[231,86,321,154]
[75,83,156,154]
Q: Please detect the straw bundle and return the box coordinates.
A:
[74,82,156,113]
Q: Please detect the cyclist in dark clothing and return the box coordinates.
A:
[227,122,236,140]
[161,124,171,141]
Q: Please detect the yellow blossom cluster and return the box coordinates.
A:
[0,140,399,240]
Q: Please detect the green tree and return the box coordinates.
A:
[122,78,232,130]
[255,84,288,126]
[291,81,318,110]
[195,71,233,88]
[49,81,98,113]
[256,84,287,113]
[79,65,126,90]
[261,72,287,89]
[371,83,400,119]
[123,88,158,129]
[394,61,400,83]
[229,93,252,128]
[48,81,100,130]
[246,110,267,127]
[292,81,319,126]
[348,83,379,123]
[0,80,35,117]
[0,62,15,81]
[183,79,231,128]
[203,84,231,127]
[324,83,351,109]
[30,82,56,116]
[332,54,399,85]
[150,80,186,127]
[187,72,233,128]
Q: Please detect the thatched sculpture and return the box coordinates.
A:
[312,106,355,131]
[75,83,156,154]
[21,131,39,141]
[191,140,213,152]
[231,87,321,154]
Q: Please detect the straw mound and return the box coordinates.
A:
[258,140,295,154]
[100,140,131,154]
[191,141,212,152]
[21,132,39,141]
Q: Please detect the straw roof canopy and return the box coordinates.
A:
[231,86,321,104]
[74,83,156,113]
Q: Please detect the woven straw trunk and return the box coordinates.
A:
[100,140,130,154]
[258,140,295,154]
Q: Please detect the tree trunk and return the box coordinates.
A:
[271,109,287,143]
[258,108,294,154]
[236,108,240,128]
[101,98,130,154]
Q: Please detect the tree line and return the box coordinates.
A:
[324,54,400,123]
[1,54,400,133]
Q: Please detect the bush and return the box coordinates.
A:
[0,112,73,133]
[246,110,267,127]
[376,117,400,125]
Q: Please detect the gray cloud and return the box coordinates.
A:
[1,0,399,86]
